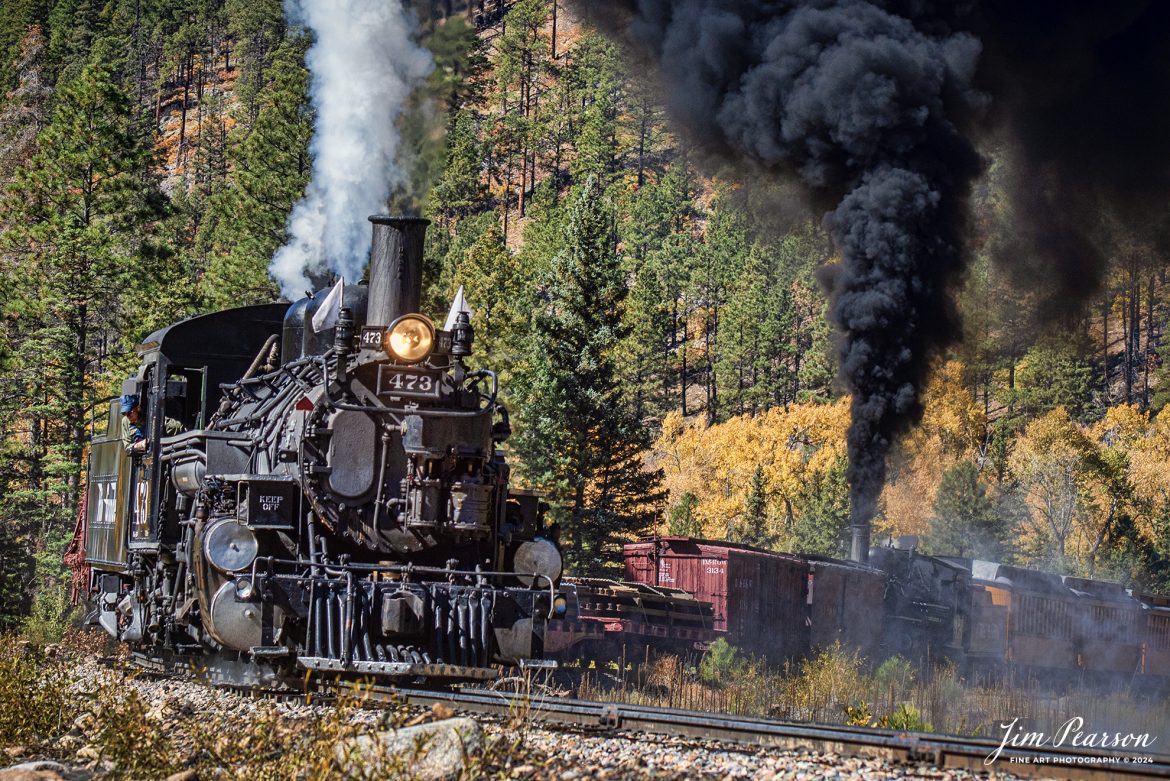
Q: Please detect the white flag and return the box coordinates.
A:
[443,285,474,331]
[311,277,344,333]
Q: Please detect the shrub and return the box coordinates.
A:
[699,638,741,686]
[784,642,867,717]
[0,638,79,747]
[84,676,182,780]
[21,580,78,646]
[881,702,933,732]
[874,654,916,699]
[844,700,874,727]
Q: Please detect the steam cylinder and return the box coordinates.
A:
[367,216,430,329]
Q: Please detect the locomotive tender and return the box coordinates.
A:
[82,216,564,682]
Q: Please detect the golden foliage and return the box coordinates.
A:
[1100,406,1170,545]
[881,361,988,538]
[653,399,849,539]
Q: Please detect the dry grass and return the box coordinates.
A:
[0,634,547,780]
[0,637,79,748]
[581,643,1170,739]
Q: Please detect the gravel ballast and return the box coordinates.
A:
[1,658,1062,781]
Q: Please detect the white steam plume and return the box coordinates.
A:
[272,0,432,298]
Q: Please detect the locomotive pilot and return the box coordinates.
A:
[120,394,181,454]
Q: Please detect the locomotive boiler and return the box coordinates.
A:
[81,216,564,682]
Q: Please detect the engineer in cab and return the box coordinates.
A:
[119,394,181,454]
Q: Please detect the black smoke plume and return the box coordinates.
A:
[574,0,1170,561]
[972,1,1170,316]
[577,0,984,560]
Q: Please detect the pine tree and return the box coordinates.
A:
[0,25,50,184]
[927,462,1011,560]
[224,0,287,126]
[429,109,486,228]
[789,456,850,557]
[737,466,774,549]
[198,35,309,308]
[622,160,697,421]
[0,0,49,93]
[566,34,623,186]
[453,222,529,385]
[45,0,100,83]
[717,239,795,416]
[513,176,663,574]
[696,196,748,421]
[0,58,165,617]
[667,492,702,537]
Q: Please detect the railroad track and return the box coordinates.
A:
[343,682,1170,781]
[129,654,1170,780]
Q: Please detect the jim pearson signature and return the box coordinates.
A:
[986,717,1157,765]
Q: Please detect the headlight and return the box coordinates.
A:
[553,595,568,616]
[384,314,435,363]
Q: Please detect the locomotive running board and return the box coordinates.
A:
[297,656,500,681]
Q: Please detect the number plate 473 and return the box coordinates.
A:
[376,366,441,399]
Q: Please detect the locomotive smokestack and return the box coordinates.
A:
[851,524,870,564]
[367,216,429,328]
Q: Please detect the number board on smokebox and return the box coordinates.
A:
[360,327,453,354]
[376,365,441,400]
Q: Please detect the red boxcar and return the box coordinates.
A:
[623,537,884,664]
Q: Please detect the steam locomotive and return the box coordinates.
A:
[80,217,564,683]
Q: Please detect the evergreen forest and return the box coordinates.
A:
[2,0,1170,630]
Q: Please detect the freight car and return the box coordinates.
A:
[76,216,565,684]
[1137,592,1170,675]
[578,536,1168,687]
[622,537,886,665]
[545,579,716,665]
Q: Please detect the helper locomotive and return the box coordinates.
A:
[78,216,564,683]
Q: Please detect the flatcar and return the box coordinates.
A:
[545,578,716,665]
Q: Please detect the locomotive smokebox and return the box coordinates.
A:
[367,215,430,329]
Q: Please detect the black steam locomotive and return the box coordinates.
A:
[80,217,564,682]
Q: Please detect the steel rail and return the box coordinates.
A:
[337,682,1170,781]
